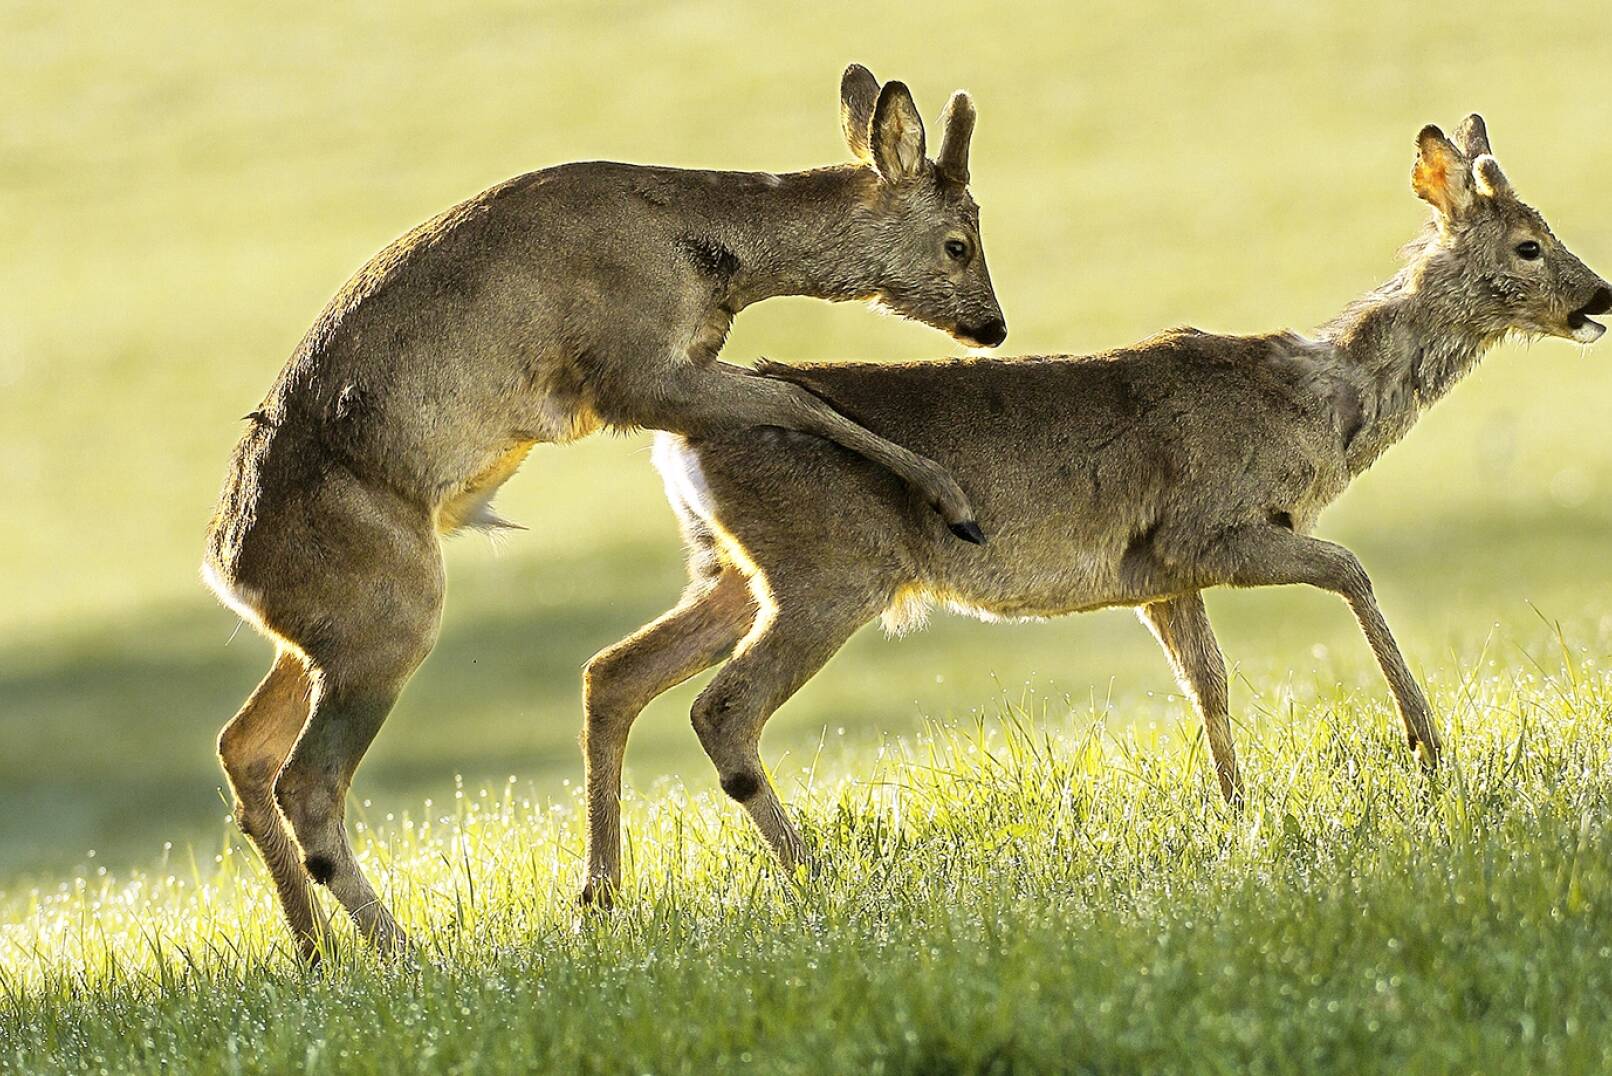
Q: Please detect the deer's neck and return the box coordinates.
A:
[677,165,879,310]
[1320,259,1497,475]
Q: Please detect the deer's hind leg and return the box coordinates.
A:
[266,484,445,955]
[580,567,757,905]
[218,650,323,959]
[1139,592,1242,805]
[690,573,884,871]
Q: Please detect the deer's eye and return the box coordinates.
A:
[944,239,969,261]
[1515,240,1542,261]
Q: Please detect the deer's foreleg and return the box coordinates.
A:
[622,361,983,543]
[1209,524,1442,767]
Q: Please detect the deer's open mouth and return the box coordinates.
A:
[1568,287,1612,344]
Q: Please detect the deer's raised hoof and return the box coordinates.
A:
[948,520,987,545]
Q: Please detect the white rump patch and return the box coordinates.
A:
[652,433,716,523]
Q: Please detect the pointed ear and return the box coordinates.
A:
[1473,154,1513,198]
[936,90,975,186]
[1411,125,1473,219]
[1452,113,1492,159]
[840,64,880,163]
[871,81,926,181]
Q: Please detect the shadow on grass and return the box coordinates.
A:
[2,507,1609,879]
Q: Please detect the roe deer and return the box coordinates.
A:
[204,64,1005,959]
[580,115,1610,890]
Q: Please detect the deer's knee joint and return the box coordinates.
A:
[690,688,737,742]
[231,799,272,842]
[221,746,282,811]
[218,721,259,775]
[272,766,330,835]
[1340,564,1374,603]
[720,770,761,802]
[582,653,632,719]
[303,854,337,886]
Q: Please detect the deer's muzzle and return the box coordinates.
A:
[957,317,1007,348]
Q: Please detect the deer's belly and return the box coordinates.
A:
[435,440,537,533]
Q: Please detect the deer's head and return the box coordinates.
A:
[1411,115,1610,345]
[838,64,1006,349]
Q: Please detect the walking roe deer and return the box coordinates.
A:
[204,64,1006,959]
[580,115,1611,892]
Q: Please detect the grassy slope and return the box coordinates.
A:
[5,661,1612,1072]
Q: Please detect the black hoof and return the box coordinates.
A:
[948,520,987,545]
[297,943,328,972]
[578,884,615,912]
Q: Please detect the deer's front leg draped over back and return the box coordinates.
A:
[627,361,984,543]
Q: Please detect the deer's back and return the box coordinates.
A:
[671,330,1354,616]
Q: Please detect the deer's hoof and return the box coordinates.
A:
[1413,736,1442,770]
[578,880,616,911]
[948,520,987,545]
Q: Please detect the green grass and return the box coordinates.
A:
[6,649,1612,1072]
[7,0,1612,1069]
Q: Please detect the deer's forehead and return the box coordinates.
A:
[897,180,979,228]
[1490,198,1549,236]
[938,185,981,227]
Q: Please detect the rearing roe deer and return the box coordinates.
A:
[204,65,1005,959]
[580,115,1610,892]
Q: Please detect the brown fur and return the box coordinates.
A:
[203,64,1005,959]
[580,115,1612,894]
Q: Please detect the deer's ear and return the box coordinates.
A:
[936,90,975,186]
[1473,154,1513,198]
[1412,125,1473,219]
[871,81,926,181]
[840,64,880,164]
[1452,113,1492,159]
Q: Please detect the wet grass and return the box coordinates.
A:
[5,646,1612,1072]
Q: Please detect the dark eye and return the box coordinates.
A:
[944,238,969,261]
[1515,240,1542,260]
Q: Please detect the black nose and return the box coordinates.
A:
[963,318,1007,348]
[1581,286,1612,317]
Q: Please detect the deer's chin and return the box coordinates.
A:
[1567,311,1606,344]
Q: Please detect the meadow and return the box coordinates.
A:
[7,673,1612,1071]
[4,0,1612,1070]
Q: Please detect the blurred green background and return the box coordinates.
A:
[3,1,1610,877]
